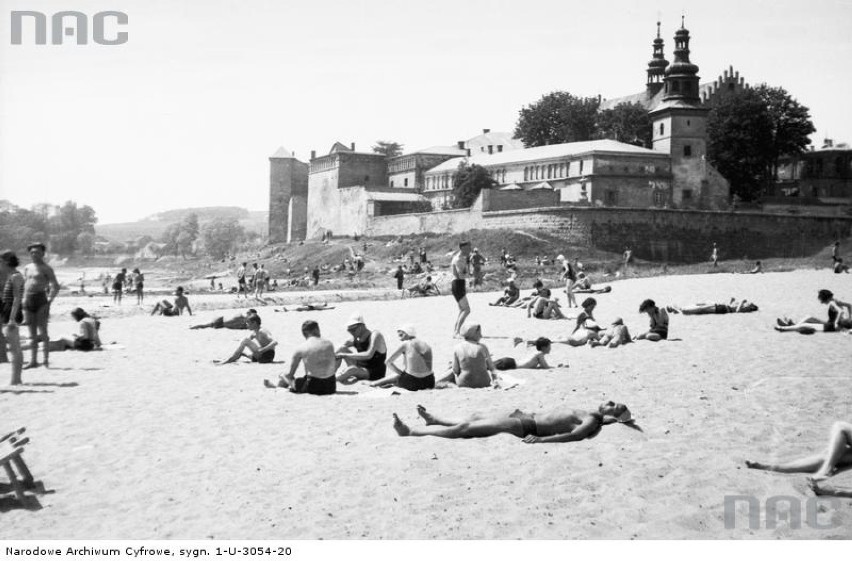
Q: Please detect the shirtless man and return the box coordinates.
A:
[217,314,277,364]
[335,314,388,384]
[236,262,248,299]
[264,320,337,395]
[451,241,472,337]
[392,401,634,443]
[370,325,434,391]
[22,243,60,369]
[190,309,257,329]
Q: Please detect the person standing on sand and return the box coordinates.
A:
[112,267,126,305]
[711,242,719,267]
[451,241,472,337]
[0,250,24,385]
[393,265,404,291]
[236,262,248,299]
[23,243,60,369]
[392,401,635,442]
[470,248,486,288]
[559,254,578,308]
[132,268,145,305]
[623,246,632,272]
[264,320,337,395]
[832,241,840,264]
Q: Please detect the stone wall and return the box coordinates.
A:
[268,157,309,243]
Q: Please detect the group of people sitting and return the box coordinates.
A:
[775,289,852,334]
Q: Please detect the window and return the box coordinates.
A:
[579,160,584,174]
[682,189,693,201]
[605,191,618,206]
[488,145,493,154]
[547,165,552,179]
[687,120,691,127]
[523,167,528,181]
[390,180,394,187]
[653,190,666,207]
[404,178,409,187]
[497,145,503,153]
[660,123,665,136]
[683,145,692,157]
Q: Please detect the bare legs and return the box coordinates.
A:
[24,305,49,369]
[453,297,470,337]
[774,316,825,332]
[3,324,22,385]
[393,405,521,439]
[745,422,852,480]
[220,338,260,364]
[565,281,577,308]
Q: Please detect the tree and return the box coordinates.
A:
[754,84,815,180]
[181,213,200,242]
[372,141,404,158]
[76,232,95,256]
[707,88,775,201]
[202,217,245,260]
[160,222,182,257]
[594,102,652,147]
[451,162,497,208]
[514,91,600,147]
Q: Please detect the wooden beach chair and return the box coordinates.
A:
[1,427,37,502]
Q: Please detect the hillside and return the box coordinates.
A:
[95,208,267,242]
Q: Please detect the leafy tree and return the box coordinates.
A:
[76,232,95,256]
[372,141,404,158]
[707,88,774,201]
[514,91,600,147]
[754,84,815,180]
[451,162,497,208]
[202,217,245,260]
[176,231,194,259]
[181,212,200,242]
[160,222,182,257]
[594,102,652,147]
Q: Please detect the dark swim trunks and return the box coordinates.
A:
[451,279,466,302]
[509,409,538,437]
[398,372,435,391]
[650,327,668,339]
[494,357,517,371]
[73,338,95,351]
[293,375,336,395]
[714,304,730,314]
[252,349,275,364]
[23,291,49,314]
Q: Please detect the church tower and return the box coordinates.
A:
[650,18,729,209]
[269,147,309,243]
[646,21,669,96]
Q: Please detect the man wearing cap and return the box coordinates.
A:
[22,243,60,369]
[264,320,337,395]
[451,242,472,337]
[369,325,434,391]
[335,314,388,384]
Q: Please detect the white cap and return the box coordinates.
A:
[556,254,566,261]
[397,324,417,338]
[346,313,365,328]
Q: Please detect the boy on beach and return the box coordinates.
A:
[218,314,278,364]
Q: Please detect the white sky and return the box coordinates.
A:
[1,0,850,224]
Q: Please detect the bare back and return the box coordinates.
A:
[403,339,433,375]
[296,336,337,379]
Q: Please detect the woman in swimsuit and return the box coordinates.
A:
[392,401,635,443]
[567,297,602,345]
[370,325,434,391]
[746,421,852,484]
[775,289,852,333]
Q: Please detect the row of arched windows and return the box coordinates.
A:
[523,161,583,182]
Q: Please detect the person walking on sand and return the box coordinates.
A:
[335,314,388,384]
[254,264,267,298]
[711,242,719,267]
[112,267,127,305]
[218,313,278,364]
[236,262,248,299]
[451,241,472,337]
[0,250,24,385]
[470,247,486,288]
[132,268,145,305]
[369,325,434,391]
[634,299,669,341]
[559,254,578,308]
[264,320,337,395]
[392,401,635,443]
[22,243,60,370]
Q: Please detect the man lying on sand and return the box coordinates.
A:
[774,289,852,333]
[217,314,277,364]
[392,401,635,443]
[369,325,434,391]
[335,314,388,384]
[746,421,852,487]
[264,320,336,395]
[667,299,758,315]
[190,309,257,329]
[634,299,669,341]
[493,337,552,370]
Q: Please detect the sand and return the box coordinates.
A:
[2,269,852,539]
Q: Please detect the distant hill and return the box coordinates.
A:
[96,207,268,242]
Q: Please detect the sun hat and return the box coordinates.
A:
[346,313,365,328]
[461,323,481,340]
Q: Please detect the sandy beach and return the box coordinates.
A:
[2,269,852,539]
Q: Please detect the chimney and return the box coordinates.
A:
[482,129,490,134]
[311,150,316,160]
[351,142,356,151]
[457,141,465,149]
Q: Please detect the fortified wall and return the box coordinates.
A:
[365,204,852,263]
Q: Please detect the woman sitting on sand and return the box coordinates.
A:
[774,289,852,333]
[34,307,102,352]
[667,299,758,315]
[392,401,635,443]
[369,325,434,391]
[492,337,552,370]
[567,298,602,346]
[509,280,544,308]
[634,299,669,341]
[745,421,852,486]
[437,323,497,389]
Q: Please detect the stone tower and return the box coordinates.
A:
[650,18,729,209]
[268,147,309,243]
[646,21,669,97]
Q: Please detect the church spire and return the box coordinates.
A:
[646,20,669,95]
[662,17,700,103]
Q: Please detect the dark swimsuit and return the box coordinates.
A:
[293,376,336,395]
[714,304,730,314]
[353,335,386,381]
[398,372,435,391]
[509,409,538,437]
[23,291,49,314]
[451,279,466,302]
[73,339,95,351]
[1,273,24,324]
[494,357,517,371]
[252,349,275,363]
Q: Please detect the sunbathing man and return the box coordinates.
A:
[190,309,257,329]
[667,299,758,315]
[526,288,566,320]
[217,314,277,364]
[264,320,336,395]
[745,421,852,486]
[392,401,634,443]
[369,325,434,391]
[437,323,497,389]
[589,318,632,348]
[634,299,669,341]
[775,289,852,333]
[151,286,192,316]
[22,242,60,369]
[451,241,472,337]
[335,314,388,384]
[407,276,437,297]
[493,337,551,370]
[490,279,519,306]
